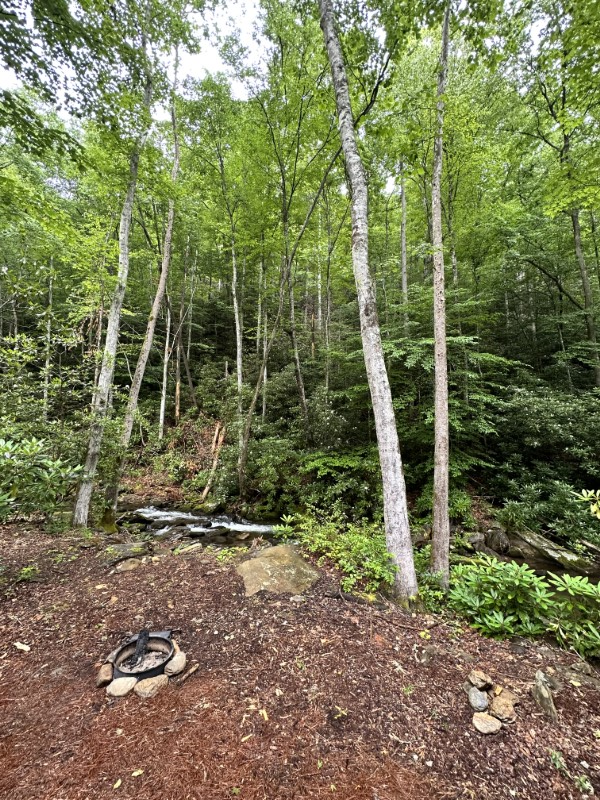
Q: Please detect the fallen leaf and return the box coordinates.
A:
[241,734,253,742]
[13,642,31,652]
[167,600,174,609]
[109,596,118,605]
[131,769,144,777]
[95,584,108,590]
[259,709,268,721]
[113,779,122,789]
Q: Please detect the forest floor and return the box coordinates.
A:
[1,523,599,800]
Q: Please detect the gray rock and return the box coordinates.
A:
[100,542,149,566]
[468,686,489,712]
[106,677,137,698]
[485,525,510,554]
[468,669,493,690]
[236,544,320,597]
[532,670,558,722]
[165,651,187,676]
[116,558,142,572]
[96,663,113,687]
[417,644,444,665]
[134,674,169,699]
[472,712,502,734]
[507,529,597,575]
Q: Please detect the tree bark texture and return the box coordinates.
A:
[430,0,451,588]
[319,0,418,600]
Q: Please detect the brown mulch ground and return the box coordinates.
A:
[1,525,599,800]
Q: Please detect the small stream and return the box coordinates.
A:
[126,506,277,549]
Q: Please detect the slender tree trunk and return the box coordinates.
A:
[589,211,600,291]
[400,164,409,337]
[73,65,153,527]
[262,304,268,421]
[571,209,600,386]
[319,0,418,601]
[430,0,451,588]
[288,265,309,429]
[106,61,179,512]
[317,210,323,333]
[231,227,244,454]
[43,263,53,421]
[158,305,171,440]
[257,246,264,354]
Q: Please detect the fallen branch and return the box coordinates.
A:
[174,663,199,686]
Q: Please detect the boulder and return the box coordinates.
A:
[165,651,187,676]
[468,687,489,712]
[472,712,502,734]
[489,693,516,723]
[468,669,493,690]
[96,663,113,687]
[106,677,137,698]
[116,558,142,572]
[484,524,510,555]
[134,674,169,699]
[100,542,150,566]
[507,528,597,575]
[236,545,320,597]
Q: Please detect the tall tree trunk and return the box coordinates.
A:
[106,59,179,513]
[288,265,309,429]
[231,227,244,454]
[319,0,418,601]
[257,245,264,354]
[589,211,600,291]
[400,163,408,336]
[73,65,153,527]
[430,0,451,588]
[158,305,171,440]
[43,262,53,421]
[571,209,600,386]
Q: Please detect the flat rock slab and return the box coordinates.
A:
[100,542,150,566]
[236,545,319,597]
[106,677,137,698]
[134,674,169,699]
[472,712,502,734]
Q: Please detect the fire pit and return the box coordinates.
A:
[112,630,174,680]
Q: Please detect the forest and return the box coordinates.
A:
[1,1,600,798]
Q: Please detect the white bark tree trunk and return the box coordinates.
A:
[158,305,171,441]
[400,164,409,336]
[73,69,153,527]
[319,0,418,601]
[430,1,451,588]
[43,262,53,421]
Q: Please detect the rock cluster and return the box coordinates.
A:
[465,668,519,734]
[99,638,189,699]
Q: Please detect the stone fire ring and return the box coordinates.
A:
[112,632,174,680]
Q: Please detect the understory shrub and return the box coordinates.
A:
[449,555,600,657]
[0,438,82,520]
[275,508,395,593]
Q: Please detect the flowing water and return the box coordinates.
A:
[129,506,276,549]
